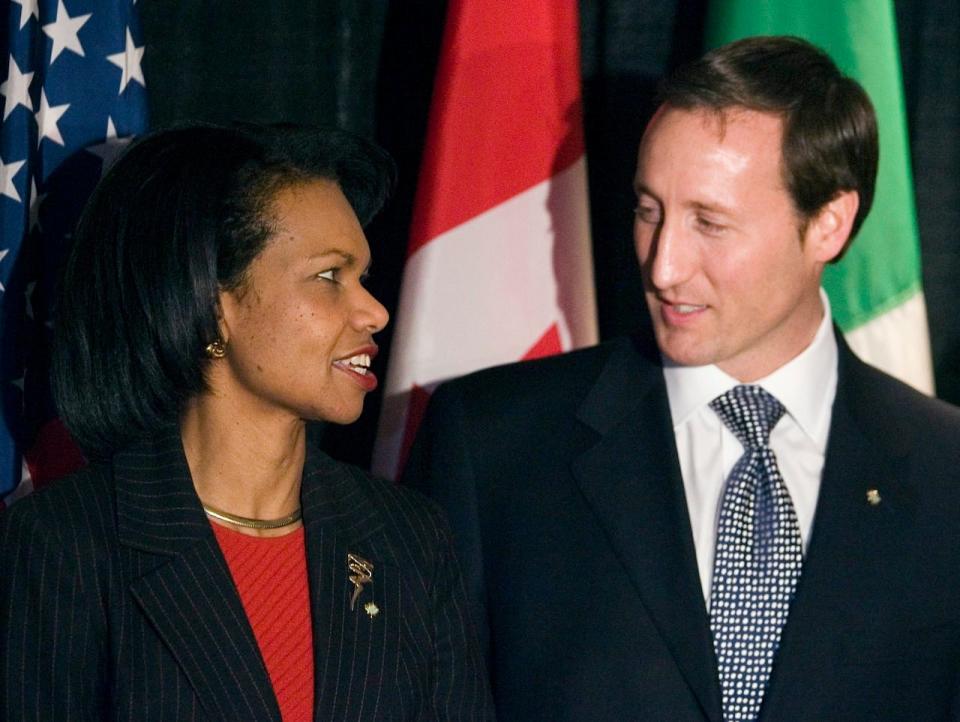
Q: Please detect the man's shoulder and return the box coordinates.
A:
[843,350,960,431]
[839,350,960,469]
[434,335,656,410]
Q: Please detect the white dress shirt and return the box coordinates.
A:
[663,290,838,607]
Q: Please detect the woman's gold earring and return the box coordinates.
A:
[205,339,227,359]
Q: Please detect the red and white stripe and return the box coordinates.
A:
[373,1,597,478]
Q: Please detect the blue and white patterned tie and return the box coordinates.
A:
[708,385,803,722]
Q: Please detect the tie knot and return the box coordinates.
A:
[709,385,785,449]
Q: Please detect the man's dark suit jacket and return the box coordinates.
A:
[0,429,493,721]
[404,332,960,721]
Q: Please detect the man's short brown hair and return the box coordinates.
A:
[659,35,878,258]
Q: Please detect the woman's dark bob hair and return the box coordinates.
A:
[52,124,395,460]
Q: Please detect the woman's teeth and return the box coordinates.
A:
[344,354,371,374]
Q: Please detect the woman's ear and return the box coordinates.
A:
[215,290,234,346]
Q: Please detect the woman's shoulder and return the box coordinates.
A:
[306,449,454,565]
[356,463,446,523]
[1,461,117,551]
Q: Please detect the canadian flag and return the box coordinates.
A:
[372,1,598,479]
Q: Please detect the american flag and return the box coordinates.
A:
[1,0,146,505]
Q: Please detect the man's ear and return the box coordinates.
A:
[806,190,859,264]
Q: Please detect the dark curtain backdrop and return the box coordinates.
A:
[139,0,960,469]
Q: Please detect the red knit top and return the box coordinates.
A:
[211,522,314,721]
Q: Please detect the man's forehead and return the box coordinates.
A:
[635,106,786,186]
[643,103,784,143]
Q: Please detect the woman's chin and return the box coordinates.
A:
[308,403,365,427]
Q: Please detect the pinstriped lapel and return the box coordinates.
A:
[116,431,282,722]
[299,448,405,721]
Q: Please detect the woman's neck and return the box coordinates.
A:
[179,393,306,532]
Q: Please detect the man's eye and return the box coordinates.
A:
[634,205,661,224]
[697,217,725,235]
[317,268,339,282]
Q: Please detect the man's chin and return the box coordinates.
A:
[654,333,717,369]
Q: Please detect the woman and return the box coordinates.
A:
[0,125,493,721]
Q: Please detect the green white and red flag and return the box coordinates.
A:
[706,0,935,393]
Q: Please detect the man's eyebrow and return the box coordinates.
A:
[689,200,735,216]
[632,186,736,218]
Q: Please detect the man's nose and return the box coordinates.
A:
[646,217,694,291]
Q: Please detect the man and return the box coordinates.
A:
[404,36,960,721]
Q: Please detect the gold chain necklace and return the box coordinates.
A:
[202,503,302,530]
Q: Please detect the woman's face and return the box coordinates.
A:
[215,179,389,426]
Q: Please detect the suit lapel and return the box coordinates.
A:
[116,430,281,721]
[300,448,403,721]
[761,336,911,719]
[572,336,723,722]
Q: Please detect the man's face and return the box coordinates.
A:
[634,106,833,381]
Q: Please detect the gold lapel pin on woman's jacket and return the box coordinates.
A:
[347,553,374,612]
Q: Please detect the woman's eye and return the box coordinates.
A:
[317,268,339,282]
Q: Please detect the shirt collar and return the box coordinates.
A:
[663,289,837,452]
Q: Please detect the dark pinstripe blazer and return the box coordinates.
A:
[0,429,493,721]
